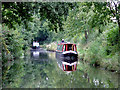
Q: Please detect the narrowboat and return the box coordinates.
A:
[32,41,40,49]
[56,42,78,60]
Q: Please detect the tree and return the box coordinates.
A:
[2,2,34,29]
[108,0,120,32]
[37,2,77,32]
[2,2,77,32]
[107,0,120,48]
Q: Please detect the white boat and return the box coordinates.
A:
[32,41,40,49]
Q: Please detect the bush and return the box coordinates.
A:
[106,26,119,46]
[46,42,57,51]
[106,26,119,54]
[100,52,119,71]
[84,40,101,66]
[2,26,24,59]
[81,24,119,70]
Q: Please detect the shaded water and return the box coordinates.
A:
[3,48,118,88]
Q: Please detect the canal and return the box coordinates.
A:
[3,48,118,88]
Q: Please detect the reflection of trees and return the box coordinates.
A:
[2,59,25,88]
[3,51,118,88]
[77,61,118,88]
[42,59,118,88]
[20,56,118,88]
[20,57,55,88]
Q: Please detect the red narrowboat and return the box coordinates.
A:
[56,42,78,58]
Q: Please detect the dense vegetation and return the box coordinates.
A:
[1,1,120,88]
[62,2,120,71]
[43,2,120,71]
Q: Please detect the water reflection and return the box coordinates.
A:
[2,48,118,88]
[62,60,77,71]
[31,51,40,59]
[31,48,49,61]
[56,52,78,72]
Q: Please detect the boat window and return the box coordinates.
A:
[75,45,77,51]
[67,44,74,51]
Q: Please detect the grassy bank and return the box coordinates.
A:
[40,42,57,51]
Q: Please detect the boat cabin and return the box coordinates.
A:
[32,41,40,49]
[56,43,77,52]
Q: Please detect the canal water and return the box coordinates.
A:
[3,48,118,88]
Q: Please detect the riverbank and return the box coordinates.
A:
[41,42,119,73]
[40,42,57,52]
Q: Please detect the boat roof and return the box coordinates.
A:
[58,42,76,45]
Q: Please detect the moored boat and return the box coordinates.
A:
[32,41,40,49]
[56,42,78,60]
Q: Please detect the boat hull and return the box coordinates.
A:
[56,51,78,62]
[32,46,40,49]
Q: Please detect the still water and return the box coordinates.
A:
[3,48,118,88]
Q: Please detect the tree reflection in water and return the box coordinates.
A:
[2,49,118,88]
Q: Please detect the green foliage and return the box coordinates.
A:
[33,19,53,44]
[106,26,119,47]
[2,2,34,29]
[2,59,25,88]
[2,2,120,88]
[84,40,100,66]
[79,23,119,70]
[72,35,78,43]
[2,2,77,32]
[38,2,77,32]
[61,2,119,71]
[92,2,111,27]
[2,26,24,59]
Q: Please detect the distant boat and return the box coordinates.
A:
[56,42,78,60]
[32,41,40,49]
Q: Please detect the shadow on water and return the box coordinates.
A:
[2,48,118,88]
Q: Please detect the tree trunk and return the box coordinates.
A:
[118,21,120,48]
[118,19,120,36]
[85,30,88,41]
[98,28,102,33]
